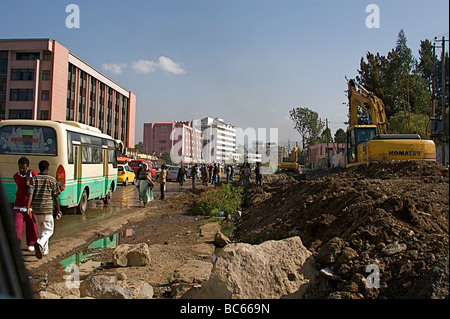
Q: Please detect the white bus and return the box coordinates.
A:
[0,120,118,214]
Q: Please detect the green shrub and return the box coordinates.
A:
[194,183,243,218]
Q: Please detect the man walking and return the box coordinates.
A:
[158,164,167,200]
[13,156,38,251]
[27,160,61,259]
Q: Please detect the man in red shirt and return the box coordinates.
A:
[13,156,38,251]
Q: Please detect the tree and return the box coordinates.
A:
[334,128,346,143]
[389,111,430,139]
[289,107,324,150]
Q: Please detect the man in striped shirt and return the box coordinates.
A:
[26,160,61,259]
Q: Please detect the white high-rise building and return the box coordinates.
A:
[199,117,236,163]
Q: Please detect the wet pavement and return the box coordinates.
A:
[20,181,190,269]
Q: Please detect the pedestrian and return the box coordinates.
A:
[229,165,234,180]
[26,160,61,259]
[137,163,154,207]
[13,156,38,252]
[208,165,213,183]
[255,162,262,186]
[191,163,198,189]
[239,163,246,186]
[177,164,187,187]
[244,163,251,188]
[226,165,231,181]
[216,163,221,184]
[158,164,167,200]
[212,163,217,184]
[202,164,209,186]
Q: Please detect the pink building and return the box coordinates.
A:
[309,143,346,170]
[143,121,202,163]
[0,39,136,148]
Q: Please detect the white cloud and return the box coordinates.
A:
[131,59,158,74]
[101,63,127,75]
[131,56,186,75]
[157,56,186,75]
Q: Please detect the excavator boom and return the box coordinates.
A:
[348,79,389,134]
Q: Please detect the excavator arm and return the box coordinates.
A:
[348,79,389,134]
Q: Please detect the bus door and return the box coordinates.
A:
[102,145,109,194]
[72,141,82,203]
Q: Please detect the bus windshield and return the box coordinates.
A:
[0,125,57,155]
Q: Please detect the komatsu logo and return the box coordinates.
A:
[388,150,421,156]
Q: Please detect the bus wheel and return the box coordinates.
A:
[77,189,88,215]
[103,189,112,205]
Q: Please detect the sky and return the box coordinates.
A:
[0,0,448,145]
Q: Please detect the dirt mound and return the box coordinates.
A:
[233,161,449,299]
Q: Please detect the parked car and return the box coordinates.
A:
[128,160,156,177]
[117,164,136,186]
[166,166,180,181]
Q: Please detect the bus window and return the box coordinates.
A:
[0,125,57,155]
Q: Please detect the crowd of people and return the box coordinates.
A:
[12,156,264,260]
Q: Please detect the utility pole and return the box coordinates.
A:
[326,118,330,169]
[442,36,446,166]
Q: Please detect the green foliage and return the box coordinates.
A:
[193,183,243,218]
[334,128,346,143]
[356,29,443,122]
[289,107,324,150]
[389,111,430,139]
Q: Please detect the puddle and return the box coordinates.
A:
[220,220,235,238]
[59,228,135,272]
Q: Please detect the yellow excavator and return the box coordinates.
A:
[280,142,300,172]
[346,79,436,167]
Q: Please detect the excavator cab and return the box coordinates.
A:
[346,125,377,165]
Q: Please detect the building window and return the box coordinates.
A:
[41,90,50,101]
[8,109,32,119]
[42,70,51,81]
[11,69,35,81]
[16,52,40,60]
[10,89,33,101]
[40,110,49,120]
[43,52,52,61]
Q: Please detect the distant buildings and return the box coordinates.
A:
[143,120,202,163]
[143,116,271,164]
[0,38,136,148]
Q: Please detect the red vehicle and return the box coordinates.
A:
[128,160,156,177]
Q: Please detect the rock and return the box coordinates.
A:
[214,231,230,247]
[116,280,154,299]
[199,222,221,243]
[113,243,150,267]
[38,291,62,299]
[316,237,345,265]
[336,247,358,268]
[195,236,318,299]
[80,275,133,299]
[320,267,342,281]
[381,241,407,256]
[174,260,212,284]
[45,281,80,298]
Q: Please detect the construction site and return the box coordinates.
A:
[233,160,449,298]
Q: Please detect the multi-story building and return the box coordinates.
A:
[143,120,202,163]
[199,117,236,163]
[0,39,136,148]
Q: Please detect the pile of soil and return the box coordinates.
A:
[233,160,449,299]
